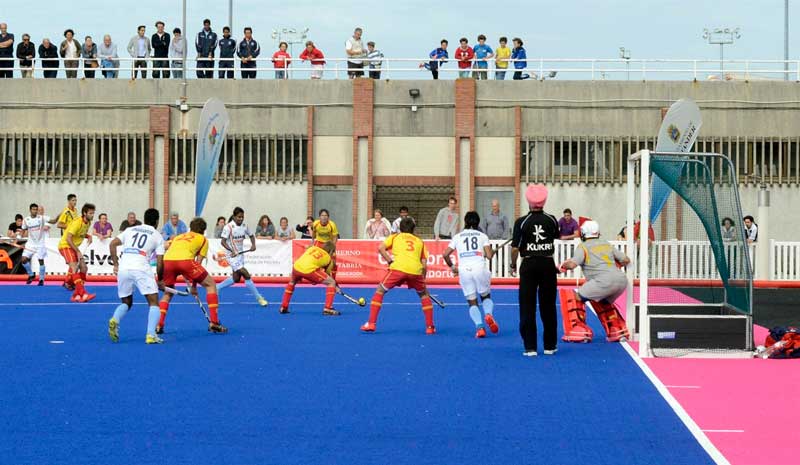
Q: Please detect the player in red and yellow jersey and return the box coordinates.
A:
[361,217,436,334]
[58,203,96,302]
[56,194,79,290]
[311,209,339,279]
[279,241,341,316]
[157,217,227,334]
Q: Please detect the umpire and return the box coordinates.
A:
[511,184,560,357]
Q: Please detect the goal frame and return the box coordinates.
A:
[626,149,754,357]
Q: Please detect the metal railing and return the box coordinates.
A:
[170,133,307,183]
[521,135,800,185]
[5,56,800,80]
[0,133,149,182]
[771,240,800,280]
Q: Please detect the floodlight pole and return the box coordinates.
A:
[702,27,741,78]
[785,0,790,80]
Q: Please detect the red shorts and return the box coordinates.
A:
[162,259,209,287]
[59,247,80,265]
[291,267,328,285]
[380,269,427,292]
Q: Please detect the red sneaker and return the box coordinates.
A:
[485,314,499,334]
[425,325,436,335]
[360,322,376,332]
[81,293,96,303]
[475,327,487,338]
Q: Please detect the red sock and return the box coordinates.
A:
[331,264,338,281]
[207,293,219,323]
[324,286,335,309]
[368,292,384,324]
[73,272,85,295]
[80,272,89,293]
[158,301,169,326]
[281,283,295,309]
[421,296,434,327]
[65,273,73,285]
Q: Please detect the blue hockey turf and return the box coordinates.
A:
[0,284,715,465]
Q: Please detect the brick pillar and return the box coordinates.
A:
[149,106,170,214]
[454,79,476,213]
[307,106,314,217]
[514,106,522,218]
[352,79,374,236]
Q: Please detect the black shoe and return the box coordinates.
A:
[155,325,164,334]
[26,274,34,285]
[209,322,228,333]
[38,280,44,286]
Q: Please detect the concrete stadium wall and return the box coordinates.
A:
[3,79,800,240]
[1,181,150,230]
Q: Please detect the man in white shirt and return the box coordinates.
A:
[442,211,498,339]
[108,208,166,344]
[743,215,758,244]
[127,25,151,79]
[391,206,415,234]
[21,203,57,285]
[345,27,366,79]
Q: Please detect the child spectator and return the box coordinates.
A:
[495,36,511,80]
[272,41,291,79]
[276,217,295,241]
[420,39,448,80]
[296,216,314,239]
[299,41,325,79]
[472,34,493,80]
[511,37,528,80]
[455,38,474,79]
[366,41,383,79]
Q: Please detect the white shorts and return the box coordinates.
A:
[458,265,491,300]
[117,268,159,298]
[22,243,48,260]
[311,64,324,79]
[227,253,245,272]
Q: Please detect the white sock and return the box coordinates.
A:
[244,279,262,300]
[146,305,160,336]
[112,303,128,323]
[482,297,494,316]
[469,305,483,328]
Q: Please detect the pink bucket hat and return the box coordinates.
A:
[525,184,548,209]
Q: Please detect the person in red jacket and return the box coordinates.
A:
[455,37,474,79]
[299,40,325,79]
[272,41,291,79]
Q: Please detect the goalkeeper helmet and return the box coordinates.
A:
[580,220,600,240]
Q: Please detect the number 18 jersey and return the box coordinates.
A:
[449,229,489,268]
[118,224,165,272]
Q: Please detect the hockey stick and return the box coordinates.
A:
[336,287,366,307]
[192,292,211,322]
[162,286,190,297]
[429,294,446,309]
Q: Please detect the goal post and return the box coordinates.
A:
[627,149,754,358]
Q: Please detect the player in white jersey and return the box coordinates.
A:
[107,208,167,344]
[21,203,58,285]
[216,207,267,306]
[442,211,499,338]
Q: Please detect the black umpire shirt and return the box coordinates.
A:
[511,210,560,258]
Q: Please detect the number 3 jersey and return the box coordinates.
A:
[117,224,165,272]
[448,229,489,269]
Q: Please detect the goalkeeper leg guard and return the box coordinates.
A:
[559,288,594,342]
[590,300,630,342]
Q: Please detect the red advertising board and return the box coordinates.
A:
[292,239,458,284]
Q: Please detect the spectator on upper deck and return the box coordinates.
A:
[472,34,493,80]
[39,38,59,78]
[195,19,217,79]
[420,39,448,80]
[218,26,236,79]
[16,33,35,78]
[300,41,325,79]
[238,27,260,79]
[511,37,528,80]
[127,25,151,79]
[99,35,119,78]
[60,29,81,79]
[455,38,474,79]
[272,41,290,80]
[152,21,171,78]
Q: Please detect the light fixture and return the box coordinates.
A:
[409,88,421,98]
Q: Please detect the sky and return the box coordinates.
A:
[2,0,797,78]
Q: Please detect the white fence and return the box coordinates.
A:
[4,57,800,81]
[8,237,800,281]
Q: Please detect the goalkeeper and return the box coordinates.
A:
[559,220,631,343]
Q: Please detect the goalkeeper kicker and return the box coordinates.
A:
[559,220,631,343]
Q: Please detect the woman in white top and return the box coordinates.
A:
[364,209,391,240]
